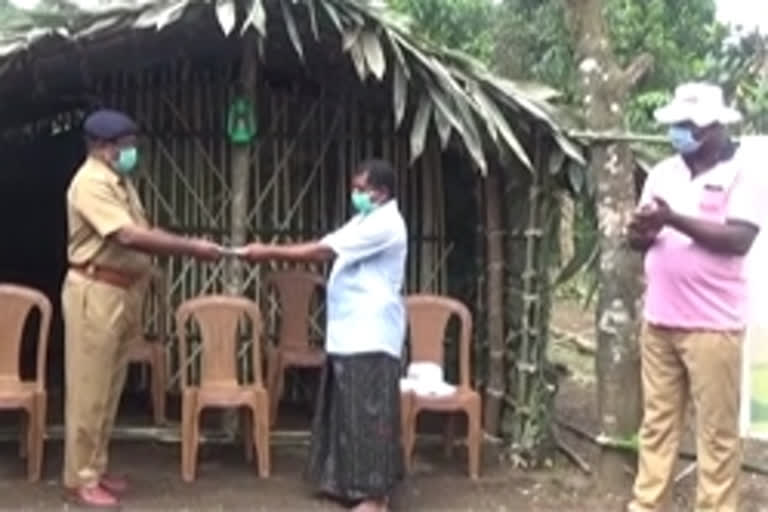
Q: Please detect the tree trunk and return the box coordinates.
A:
[483,165,505,437]
[564,0,653,491]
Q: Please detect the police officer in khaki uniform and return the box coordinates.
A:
[63,109,222,507]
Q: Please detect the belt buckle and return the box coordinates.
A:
[86,264,96,276]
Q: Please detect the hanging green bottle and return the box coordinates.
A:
[227,97,257,144]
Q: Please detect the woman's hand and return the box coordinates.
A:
[239,242,269,262]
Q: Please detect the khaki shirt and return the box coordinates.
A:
[66,156,152,275]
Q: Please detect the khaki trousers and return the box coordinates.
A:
[629,325,743,512]
[61,272,143,488]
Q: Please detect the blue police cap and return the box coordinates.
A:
[83,109,138,140]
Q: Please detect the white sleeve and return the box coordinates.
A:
[321,216,398,262]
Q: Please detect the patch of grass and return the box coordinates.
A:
[749,365,768,430]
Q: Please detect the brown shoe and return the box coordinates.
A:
[99,474,128,494]
[69,484,120,508]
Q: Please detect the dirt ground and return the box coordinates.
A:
[1,299,767,511]
[551,300,768,512]
[0,439,614,511]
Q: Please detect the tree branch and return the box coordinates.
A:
[620,53,654,89]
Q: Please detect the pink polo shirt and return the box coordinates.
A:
[641,149,768,330]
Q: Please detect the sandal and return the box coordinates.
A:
[100,474,128,494]
[69,484,121,509]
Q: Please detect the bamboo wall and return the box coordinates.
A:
[96,60,450,391]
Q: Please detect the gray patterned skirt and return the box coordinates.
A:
[305,352,404,502]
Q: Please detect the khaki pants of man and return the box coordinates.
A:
[62,272,143,488]
[629,325,743,512]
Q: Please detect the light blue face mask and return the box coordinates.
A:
[115,146,138,174]
[667,126,703,155]
[351,190,377,215]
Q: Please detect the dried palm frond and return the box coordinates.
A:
[0,0,586,173]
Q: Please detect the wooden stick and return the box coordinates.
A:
[674,462,697,483]
[554,429,592,475]
[556,418,768,477]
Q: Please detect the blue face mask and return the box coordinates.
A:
[115,146,138,174]
[667,126,702,155]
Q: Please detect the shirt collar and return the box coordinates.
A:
[356,198,397,220]
[87,155,124,185]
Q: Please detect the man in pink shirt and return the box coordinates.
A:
[627,83,767,512]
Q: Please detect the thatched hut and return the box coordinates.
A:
[0,0,585,458]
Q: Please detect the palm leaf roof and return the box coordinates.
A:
[0,0,585,172]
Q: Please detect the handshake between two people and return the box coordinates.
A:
[185,240,271,262]
[114,226,286,263]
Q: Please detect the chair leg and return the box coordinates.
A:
[29,393,46,482]
[19,410,28,459]
[268,356,284,428]
[181,394,200,482]
[251,402,270,478]
[266,351,276,426]
[443,413,456,458]
[404,406,418,474]
[151,350,167,425]
[241,408,254,463]
[399,393,411,473]
[25,410,37,481]
[466,402,482,480]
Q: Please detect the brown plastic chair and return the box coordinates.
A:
[263,270,326,427]
[176,295,270,482]
[127,269,168,425]
[0,284,52,482]
[401,294,482,479]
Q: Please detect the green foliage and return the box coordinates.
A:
[387,0,497,63]
[715,33,768,133]
[609,0,732,132]
[607,0,723,84]
[492,0,768,301]
[389,0,768,282]
[495,0,576,100]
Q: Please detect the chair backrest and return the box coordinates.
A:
[264,270,325,351]
[0,284,52,390]
[405,294,473,388]
[175,295,264,389]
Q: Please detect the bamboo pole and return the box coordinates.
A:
[222,35,258,436]
[228,38,257,293]
[420,142,434,292]
[473,173,486,392]
[483,165,505,437]
[513,158,540,444]
[567,130,668,144]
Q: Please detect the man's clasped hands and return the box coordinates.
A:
[627,196,674,246]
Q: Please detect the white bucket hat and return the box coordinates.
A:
[654,82,742,127]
